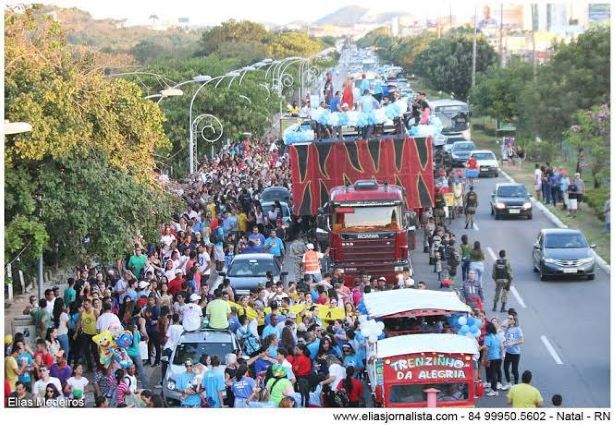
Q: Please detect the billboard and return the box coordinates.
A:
[589,3,610,26]
[288,137,435,216]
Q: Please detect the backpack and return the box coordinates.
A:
[494,259,509,280]
[330,387,350,407]
[466,192,477,207]
[241,331,261,356]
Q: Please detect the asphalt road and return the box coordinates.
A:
[409,170,610,408]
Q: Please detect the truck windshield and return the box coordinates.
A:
[334,205,402,232]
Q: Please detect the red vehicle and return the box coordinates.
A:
[362,288,472,337]
[370,334,483,408]
[287,137,434,285]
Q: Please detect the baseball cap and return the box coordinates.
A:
[175,270,183,275]
[378,276,386,282]
[138,281,149,289]
[306,243,314,250]
[189,294,201,302]
[272,365,287,378]
[184,360,193,367]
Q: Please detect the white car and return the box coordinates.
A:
[470,150,500,177]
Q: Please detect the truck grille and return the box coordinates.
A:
[338,237,398,276]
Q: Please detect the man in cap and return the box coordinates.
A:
[168,270,186,297]
[175,359,203,407]
[377,277,387,291]
[302,243,329,284]
[182,293,203,332]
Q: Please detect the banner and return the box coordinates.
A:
[288,137,435,216]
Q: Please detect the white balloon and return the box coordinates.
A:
[376,322,385,331]
[358,315,367,324]
[361,328,371,337]
[368,335,378,343]
[458,316,467,326]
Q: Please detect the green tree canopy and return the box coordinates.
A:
[5,7,177,267]
[413,27,497,100]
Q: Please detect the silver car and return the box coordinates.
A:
[214,253,287,295]
[162,329,239,406]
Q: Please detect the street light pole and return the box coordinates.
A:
[472,6,477,87]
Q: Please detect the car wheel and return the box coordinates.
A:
[527,212,533,220]
[533,262,538,272]
[539,266,548,281]
[493,171,499,178]
[490,206,494,216]
[494,212,500,220]
[587,274,595,281]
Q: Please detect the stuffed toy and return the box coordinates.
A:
[92,331,116,367]
[113,331,134,368]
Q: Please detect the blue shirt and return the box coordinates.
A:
[359,79,370,93]
[16,352,33,383]
[223,216,237,235]
[374,81,383,95]
[504,327,523,355]
[248,233,266,252]
[264,237,284,257]
[192,221,205,234]
[203,369,226,408]
[307,338,320,360]
[343,353,364,369]
[329,97,341,112]
[231,376,255,399]
[359,95,378,113]
[175,372,202,407]
[261,324,278,340]
[485,334,502,360]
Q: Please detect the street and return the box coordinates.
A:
[408,171,610,407]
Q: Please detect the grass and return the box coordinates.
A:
[472,126,610,264]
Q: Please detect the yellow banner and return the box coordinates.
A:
[227,301,345,325]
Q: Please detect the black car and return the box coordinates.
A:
[490,183,533,219]
[532,229,596,281]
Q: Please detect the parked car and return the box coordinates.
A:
[449,141,477,167]
[470,150,500,177]
[214,253,287,295]
[260,186,290,204]
[490,183,533,219]
[532,228,596,281]
[162,328,239,406]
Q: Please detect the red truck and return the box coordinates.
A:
[288,136,434,285]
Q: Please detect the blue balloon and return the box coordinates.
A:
[458,316,468,326]
[459,325,470,335]
[468,325,479,334]
[473,329,481,338]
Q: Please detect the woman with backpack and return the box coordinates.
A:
[336,366,363,407]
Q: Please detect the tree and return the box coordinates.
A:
[389,32,438,73]
[5,7,177,267]
[269,32,323,58]
[565,104,610,188]
[517,27,610,142]
[197,20,272,57]
[414,27,497,100]
[469,58,534,123]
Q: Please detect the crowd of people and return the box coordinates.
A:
[533,162,585,218]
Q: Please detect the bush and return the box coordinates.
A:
[524,141,557,163]
[584,187,609,220]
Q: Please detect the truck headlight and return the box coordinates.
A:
[495,202,505,209]
[166,380,176,391]
[523,202,532,209]
[462,129,471,140]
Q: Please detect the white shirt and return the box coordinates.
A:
[66,376,89,399]
[57,312,70,336]
[534,168,542,185]
[45,297,56,316]
[198,251,212,275]
[96,312,123,333]
[328,363,347,390]
[182,303,203,332]
[33,377,62,400]
[126,374,137,393]
[164,324,185,350]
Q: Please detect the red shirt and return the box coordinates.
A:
[337,378,363,402]
[292,353,312,377]
[317,295,329,305]
[467,157,478,169]
[35,350,54,369]
[168,278,186,296]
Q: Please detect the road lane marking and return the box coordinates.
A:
[473,222,479,231]
[510,286,527,309]
[487,247,497,261]
[541,335,564,365]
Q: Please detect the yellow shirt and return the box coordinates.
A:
[207,203,217,219]
[507,383,543,408]
[5,356,19,391]
[80,310,97,335]
[206,299,231,329]
[238,213,248,233]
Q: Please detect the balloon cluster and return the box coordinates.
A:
[313,104,404,129]
[282,123,315,145]
[407,115,444,138]
[448,315,483,339]
[92,329,134,368]
[358,315,385,344]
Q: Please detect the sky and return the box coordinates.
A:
[6,0,479,26]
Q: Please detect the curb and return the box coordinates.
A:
[499,169,611,275]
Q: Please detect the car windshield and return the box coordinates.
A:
[497,186,528,198]
[389,383,469,404]
[228,258,280,277]
[172,342,234,365]
[545,234,588,249]
[333,205,402,232]
[260,189,289,203]
[453,143,476,152]
[472,152,496,160]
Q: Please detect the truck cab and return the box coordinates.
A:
[318,180,414,286]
